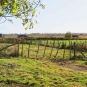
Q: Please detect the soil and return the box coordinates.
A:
[51,58,87,72]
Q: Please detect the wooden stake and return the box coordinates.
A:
[28,43,31,58]
[43,40,48,58]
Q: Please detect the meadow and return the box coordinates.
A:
[0,37,87,87]
[0,58,87,87]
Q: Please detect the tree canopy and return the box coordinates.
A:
[0,0,45,29]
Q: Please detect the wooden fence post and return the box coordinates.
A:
[18,41,20,57]
[85,40,87,49]
[43,40,48,58]
[74,42,76,58]
[15,45,17,57]
[21,42,24,57]
[49,40,55,58]
[63,42,66,59]
[69,40,71,59]
[54,43,60,59]
[36,41,40,59]
[69,41,72,59]
[28,43,31,58]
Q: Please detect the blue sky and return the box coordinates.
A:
[0,0,87,34]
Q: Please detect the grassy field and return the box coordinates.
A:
[18,41,87,60]
[30,39,87,49]
[0,39,87,87]
[0,58,87,87]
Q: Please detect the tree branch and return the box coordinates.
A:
[0,19,7,24]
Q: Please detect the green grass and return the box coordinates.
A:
[0,58,87,87]
[18,43,87,60]
[32,39,87,46]
[0,40,87,87]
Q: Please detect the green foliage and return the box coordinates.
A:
[0,0,45,29]
[65,32,72,39]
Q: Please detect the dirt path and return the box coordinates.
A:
[60,63,87,72]
[51,59,87,72]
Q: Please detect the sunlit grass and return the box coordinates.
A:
[0,58,87,87]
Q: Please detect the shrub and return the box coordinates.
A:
[0,46,19,57]
[65,32,72,39]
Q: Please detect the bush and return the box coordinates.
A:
[0,46,19,57]
[65,32,72,39]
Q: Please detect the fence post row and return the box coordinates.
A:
[0,38,87,59]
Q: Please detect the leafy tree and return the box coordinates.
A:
[65,32,72,39]
[0,0,45,29]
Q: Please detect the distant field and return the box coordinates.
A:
[2,34,87,39]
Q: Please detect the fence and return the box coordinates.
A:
[0,38,87,60]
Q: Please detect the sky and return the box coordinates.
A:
[0,0,87,34]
